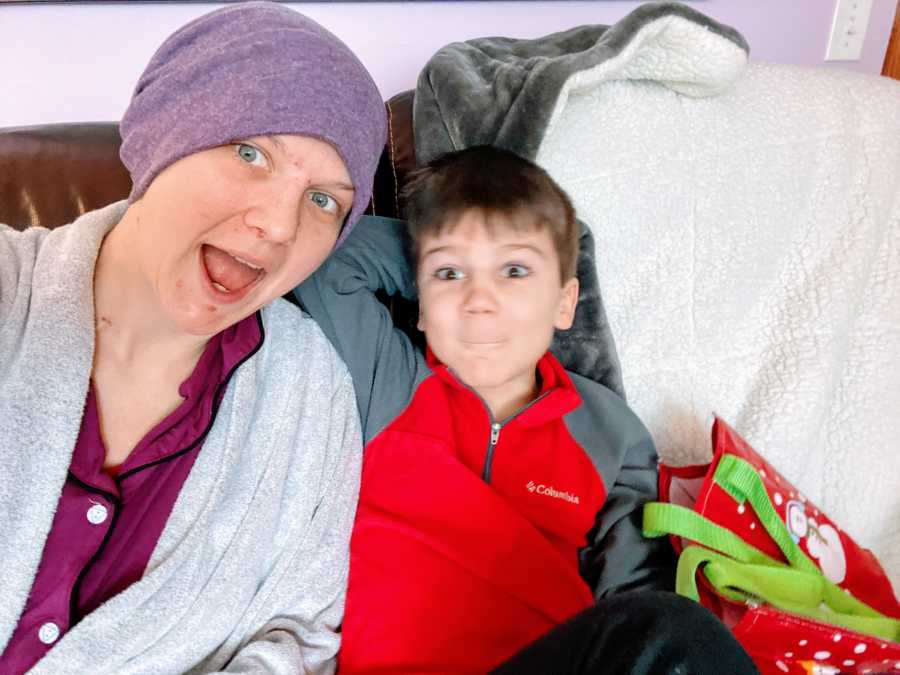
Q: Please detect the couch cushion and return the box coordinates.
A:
[0,124,130,231]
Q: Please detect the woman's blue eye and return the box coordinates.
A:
[235,143,266,167]
[309,191,338,214]
[503,264,530,278]
[435,267,464,281]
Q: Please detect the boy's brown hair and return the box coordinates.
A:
[402,145,578,282]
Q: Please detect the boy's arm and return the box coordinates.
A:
[293,215,428,444]
[566,374,676,598]
[581,430,677,599]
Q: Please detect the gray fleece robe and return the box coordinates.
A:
[0,202,362,674]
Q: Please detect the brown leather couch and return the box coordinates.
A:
[0,91,416,231]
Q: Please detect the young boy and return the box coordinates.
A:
[294,146,719,673]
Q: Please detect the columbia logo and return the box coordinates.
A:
[525,481,580,504]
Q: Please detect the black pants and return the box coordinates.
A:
[492,591,759,675]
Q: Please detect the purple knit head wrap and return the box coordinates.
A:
[120,1,386,244]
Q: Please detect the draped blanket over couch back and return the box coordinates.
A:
[415,2,900,590]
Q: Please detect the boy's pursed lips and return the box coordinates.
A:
[459,340,506,350]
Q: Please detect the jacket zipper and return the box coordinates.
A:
[476,390,550,483]
[483,422,503,482]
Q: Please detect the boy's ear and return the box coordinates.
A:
[554,277,579,330]
[417,307,425,332]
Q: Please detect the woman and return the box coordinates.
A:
[0,3,385,673]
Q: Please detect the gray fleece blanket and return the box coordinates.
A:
[414,2,748,397]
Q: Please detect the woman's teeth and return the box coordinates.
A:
[232,255,263,271]
[201,243,265,296]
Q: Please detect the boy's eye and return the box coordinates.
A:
[235,143,267,168]
[308,191,339,215]
[503,264,531,278]
[434,267,465,281]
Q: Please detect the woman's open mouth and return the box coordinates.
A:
[200,244,266,303]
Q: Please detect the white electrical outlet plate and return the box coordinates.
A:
[826,0,874,61]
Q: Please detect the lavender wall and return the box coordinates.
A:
[0,0,897,127]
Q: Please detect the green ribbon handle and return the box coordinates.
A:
[643,455,900,643]
[713,455,819,574]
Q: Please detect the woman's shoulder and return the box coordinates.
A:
[1,224,52,332]
[1,222,50,277]
[259,296,339,354]
[2,203,124,283]
[257,298,354,389]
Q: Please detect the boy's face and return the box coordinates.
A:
[416,210,579,409]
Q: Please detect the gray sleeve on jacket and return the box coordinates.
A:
[565,372,676,599]
[292,215,430,444]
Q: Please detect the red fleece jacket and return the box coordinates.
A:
[339,350,605,673]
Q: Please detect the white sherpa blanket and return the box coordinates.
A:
[538,59,900,592]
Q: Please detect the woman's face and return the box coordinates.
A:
[132,135,354,336]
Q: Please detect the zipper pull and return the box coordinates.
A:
[490,422,501,447]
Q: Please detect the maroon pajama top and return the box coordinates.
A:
[0,314,262,674]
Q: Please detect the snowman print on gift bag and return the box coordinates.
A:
[785,499,847,584]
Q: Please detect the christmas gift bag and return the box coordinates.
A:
[643,417,900,675]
